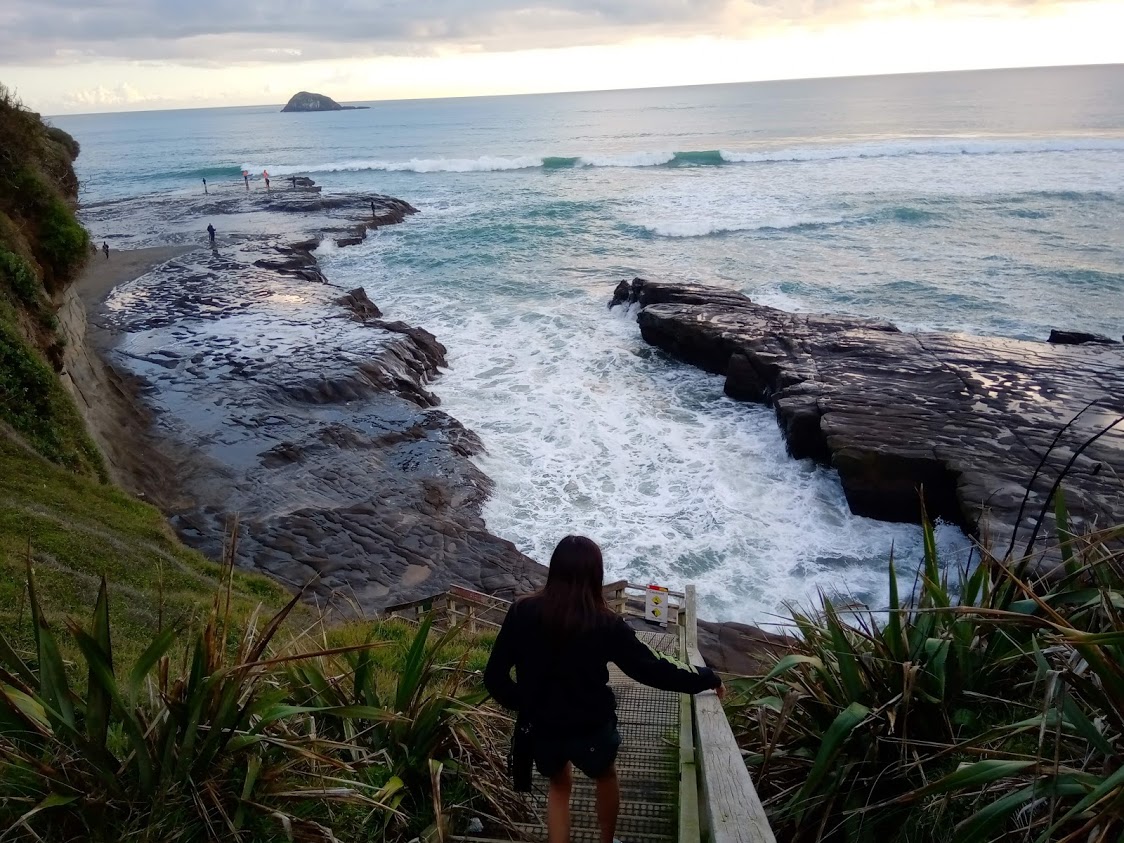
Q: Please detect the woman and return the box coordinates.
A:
[484,535,723,843]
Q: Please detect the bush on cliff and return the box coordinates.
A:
[37,195,89,290]
[729,496,1124,843]
[0,320,102,477]
[0,83,88,292]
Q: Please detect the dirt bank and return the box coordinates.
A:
[58,246,195,502]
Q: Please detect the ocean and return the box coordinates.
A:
[54,64,1124,622]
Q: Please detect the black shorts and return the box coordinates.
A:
[533,721,621,779]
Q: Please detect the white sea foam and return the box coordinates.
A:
[243,156,545,176]
[718,136,1124,164]
[319,233,973,624]
[643,215,846,238]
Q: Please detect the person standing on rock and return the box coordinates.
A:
[370,199,377,218]
[485,536,723,843]
[202,177,208,194]
[207,223,216,247]
[102,241,109,260]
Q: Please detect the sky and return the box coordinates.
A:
[1,0,1122,114]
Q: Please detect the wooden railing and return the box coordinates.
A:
[681,585,777,843]
[385,580,686,632]
[382,585,511,632]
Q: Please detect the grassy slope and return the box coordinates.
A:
[0,435,291,666]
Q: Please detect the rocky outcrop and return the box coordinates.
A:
[1048,329,1120,346]
[612,278,1124,561]
[696,620,795,677]
[337,288,382,320]
[281,91,369,112]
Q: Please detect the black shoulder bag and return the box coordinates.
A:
[508,715,534,793]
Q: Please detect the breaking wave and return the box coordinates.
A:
[639,216,847,238]
[243,136,1124,177]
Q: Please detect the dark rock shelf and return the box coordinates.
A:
[611,278,1124,563]
[93,192,543,617]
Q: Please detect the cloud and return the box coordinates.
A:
[0,0,745,65]
[0,0,1089,68]
[63,82,154,107]
[6,0,1052,66]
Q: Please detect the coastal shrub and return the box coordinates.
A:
[0,84,86,294]
[0,567,512,843]
[0,320,103,477]
[0,248,41,307]
[37,196,89,291]
[0,568,392,841]
[282,615,517,840]
[45,125,80,160]
[729,497,1124,843]
[0,86,41,187]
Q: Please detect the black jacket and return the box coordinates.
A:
[484,595,720,732]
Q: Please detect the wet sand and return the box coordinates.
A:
[75,245,194,311]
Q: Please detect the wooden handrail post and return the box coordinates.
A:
[686,585,777,843]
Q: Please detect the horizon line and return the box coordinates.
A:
[46,61,1123,119]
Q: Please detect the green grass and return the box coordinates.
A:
[0,317,104,478]
[0,435,288,669]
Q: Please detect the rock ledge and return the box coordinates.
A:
[612,277,1124,560]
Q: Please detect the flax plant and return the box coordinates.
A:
[729,490,1124,843]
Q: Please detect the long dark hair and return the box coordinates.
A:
[536,535,612,637]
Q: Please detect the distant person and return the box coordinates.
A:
[102,241,109,260]
[485,535,723,843]
[207,223,216,246]
[263,169,271,191]
[291,175,297,189]
[202,177,208,194]
[370,199,376,218]
[242,170,250,190]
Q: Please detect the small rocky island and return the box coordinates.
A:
[281,91,369,112]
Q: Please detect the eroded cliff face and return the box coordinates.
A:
[56,251,188,501]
